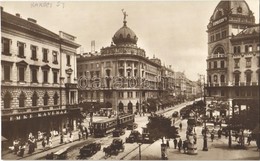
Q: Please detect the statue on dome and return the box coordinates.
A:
[121,9,128,21]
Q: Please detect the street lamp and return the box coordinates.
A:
[202,114,208,151]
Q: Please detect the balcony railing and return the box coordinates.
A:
[206,81,258,87]
[208,53,227,59]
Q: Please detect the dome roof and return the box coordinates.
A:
[112,21,138,45]
[210,0,254,21]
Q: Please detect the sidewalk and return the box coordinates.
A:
[129,119,260,160]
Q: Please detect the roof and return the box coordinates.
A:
[1,10,59,40]
[231,24,259,40]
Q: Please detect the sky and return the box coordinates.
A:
[1,0,259,81]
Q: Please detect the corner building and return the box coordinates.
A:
[1,8,81,140]
[206,0,259,115]
[77,18,163,114]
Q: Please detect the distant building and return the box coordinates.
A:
[77,16,162,114]
[205,0,259,116]
[1,7,81,140]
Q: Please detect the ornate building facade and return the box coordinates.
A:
[77,16,165,114]
[1,7,81,140]
[205,0,259,115]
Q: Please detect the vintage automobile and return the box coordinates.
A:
[79,142,101,157]
[103,138,124,156]
[112,128,125,137]
[126,122,138,130]
[125,130,142,143]
[45,147,69,160]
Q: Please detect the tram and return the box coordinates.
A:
[93,114,135,137]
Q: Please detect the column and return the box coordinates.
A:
[124,61,127,77]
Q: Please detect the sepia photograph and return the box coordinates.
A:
[1,0,259,160]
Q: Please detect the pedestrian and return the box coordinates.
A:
[17,142,25,157]
[13,139,20,154]
[49,137,53,148]
[178,138,182,152]
[166,139,170,148]
[60,133,64,144]
[179,122,182,131]
[69,131,73,142]
[218,129,222,139]
[225,130,228,138]
[256,139,260,151]
[78,130,82,141]
[211,133,214,142]
[247,134,252,145]
[42,137,46,149]
[85,127,88,139]
[235,132,238,141]
[173,138,177,149]
[46,132,50,146]
[183,140,188,154]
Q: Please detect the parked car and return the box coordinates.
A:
[125,130,142,143]
[112,128,125,137]
[79,142,101,157]
[103,138,124,156]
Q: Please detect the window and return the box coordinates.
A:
[91,64,93,69]
[246,57,251,68]
[234,73,240,84]
[53,92,59,105]
[237,46,241,53]
[234,46,237,53]
[216,33,221,40]
[257,44,260,51]
[42,48,48,62]
[96,63,99,68]
[3,65,11,81]
[213,75,218,83]
[18,67,25,82]
[66,55,71,66]
[43,92,49,106]
[118,92,124,98]
[221,61,225,68]
[31,68,38,83]
[234,46,241,53]
[220,75,225,83]
[127,92,133,98]
[234,59,240,68]
[3,92,12,109]
[43,70,48,83]
[214,61,217,68]
[208,62,211,69]
[245,45,249,52]
[18,42,25,58]
[221,31,226,38]
[246,72,251,83]
[31,92,38,106]
[53,51,58,64]
[208,75,212,83]
[2,37,11,55]
[53,71,58,84]
[19,92,26,108]
[31,45,37,60]
[136,92,139,97]
[248,45,253,52]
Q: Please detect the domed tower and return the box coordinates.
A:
[112,18,138,46]
[206,0,255,101]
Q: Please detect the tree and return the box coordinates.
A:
[147,115,179,142]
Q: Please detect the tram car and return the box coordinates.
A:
[93,114,135,137]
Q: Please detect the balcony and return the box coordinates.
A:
[65,83,78,89]
[207,53,227,59]
[206,81,259,87]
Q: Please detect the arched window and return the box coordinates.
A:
[43,92,49,106]
[220,75,225,83]
[214,47,225,55]
[128,101,133,114]
[18,92,26,108]
[53,92,59,105]
[118,101,124,112]
[3,92,12,109]
[214,75,218,83]
[31,91,38,106]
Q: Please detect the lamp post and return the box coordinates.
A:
[202,114,208,151]
[228,102,232,148]
[139,143,142,160]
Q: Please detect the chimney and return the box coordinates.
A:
[16,13,20,17]
[91,40,95,54]
[27,18,37,23]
